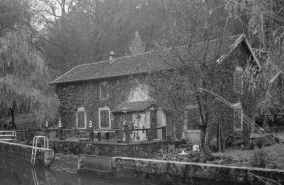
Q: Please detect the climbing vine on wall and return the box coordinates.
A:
[55,76,139,128]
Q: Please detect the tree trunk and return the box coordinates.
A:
[200,126,206,153]
[10,108,16,130]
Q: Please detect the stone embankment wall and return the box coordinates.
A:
[0,141,54,167]
[110,157,284,185]
[50,140,184,157]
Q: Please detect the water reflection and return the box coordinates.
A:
[0,153,246,185]
[0,153,143,185]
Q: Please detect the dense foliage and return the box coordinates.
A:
[0,0,59,128]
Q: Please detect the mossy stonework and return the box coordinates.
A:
[49,140,183,158]
[56,76,137,129]
[0,141,54,167]
[111,157,284,184]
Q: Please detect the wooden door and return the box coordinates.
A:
[150,110,157,139]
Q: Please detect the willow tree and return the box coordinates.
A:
[0,28,59,129]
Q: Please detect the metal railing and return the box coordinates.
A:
[0,131,17,141]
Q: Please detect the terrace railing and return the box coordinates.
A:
[11,125,167,144]
[0,131,17,141]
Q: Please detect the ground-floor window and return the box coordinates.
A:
[76,107,87,129]
[99,107,111,128]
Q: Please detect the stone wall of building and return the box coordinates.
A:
[56,76,137,129]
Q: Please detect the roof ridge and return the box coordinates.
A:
[57,34,244,71]
[51,34,246,84]
[71,49,168,68]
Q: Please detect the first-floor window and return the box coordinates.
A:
[99,107,111,128]
[232,102,243,131]
[77,107,87,129]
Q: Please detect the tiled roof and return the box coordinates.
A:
[51,34,247,84]
[112,101,155,113]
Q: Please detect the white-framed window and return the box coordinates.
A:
[99,107,111,128]
[100,82,108,100]
[76,107,87,129]
[232,102,243,131]
[234,66,243,94]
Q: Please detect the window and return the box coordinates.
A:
[100,82,108,100]
[234,66,243,94]
[186,105,200,130]
[232,102,243,131]
[76,107,87,129]
[99,107,111,128]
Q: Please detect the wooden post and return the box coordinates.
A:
[146,129,149,141]
[106,132,110,141]
[115,130,118,143]
[58,120,63,140]
[88,120,94,141]
[58,128,63,140]
[124,124,130,143]
[162,126,166,140]
[89,128,94,141]
[221,127,225,151]
[218,123,221,152]
[45,128,49,138]
[24,130,27,141]
[98,133,101,141]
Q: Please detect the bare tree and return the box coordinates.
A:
[145,0,252,151]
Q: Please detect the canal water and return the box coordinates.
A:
[0,152,246,185]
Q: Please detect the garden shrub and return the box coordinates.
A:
[250,149,268,168]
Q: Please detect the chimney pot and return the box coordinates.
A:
[109,51,115,60]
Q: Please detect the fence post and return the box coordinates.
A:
[45,128,49,138]
[98,133,101,141]
[162,126,166,140]
[115,130,118,143]
[24,131,27,141]
[124,124,130,143]
[58,120,63,140]
[88,120,94,142]
[45,121,49,138]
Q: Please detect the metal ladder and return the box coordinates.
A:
[31,168,39,185]
[31,136,49,166]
